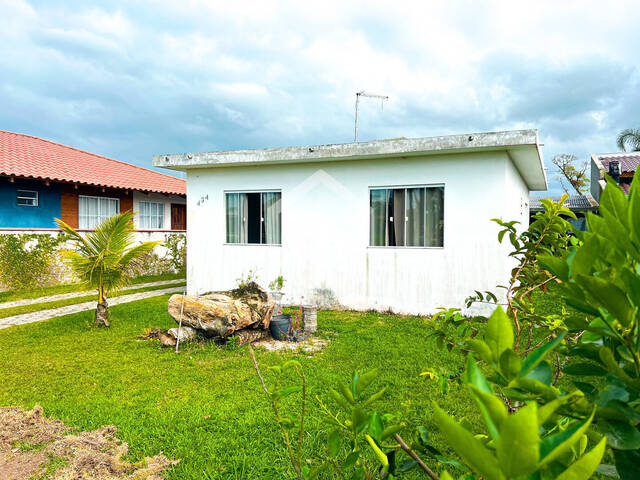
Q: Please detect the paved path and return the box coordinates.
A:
[0,279,185,310]
[0,286,185,330]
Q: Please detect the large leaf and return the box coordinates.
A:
[600,175,630,229]
[499,349,522,380]
[468,385,507,441]
[496,403,539,478]
[539,408,595,466]
[432,403,504,480]
[576,274,634,328]
[555,437,606,480]
[629,169,640,244]
[613,448,640,480]
[466,339,493,365]
[563,363,608,376]
[485,306,514,364]
[598,420,640,450]
[520,333,566,378]
[525,362,553,386]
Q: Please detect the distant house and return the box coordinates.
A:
[530,194,597,231]
[0,131,186,241]
[154,129,546,314]
[590,152,640,202]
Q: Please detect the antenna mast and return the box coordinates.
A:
[354,91,388,142]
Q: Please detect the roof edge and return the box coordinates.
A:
[154,129,540,169]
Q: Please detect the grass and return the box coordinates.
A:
[0,273,185,304]
[0,282,186,319]
[0,296,472,479]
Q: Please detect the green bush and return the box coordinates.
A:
[165,233,186,274]
[0,233,66,290]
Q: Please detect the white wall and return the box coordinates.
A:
[132,192,185,231]
[185,151,530,314]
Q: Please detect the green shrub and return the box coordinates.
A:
[165,233,186,274]
[0,233,66,290]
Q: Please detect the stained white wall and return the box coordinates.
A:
[185,151,530,314]
[132,192,185,231]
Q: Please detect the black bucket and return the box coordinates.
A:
[270,314,291,340]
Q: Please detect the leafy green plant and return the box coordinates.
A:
[269,275,285,293]
[236,269,259,289]
[434,354,606,480]
[164,233,186,273]
[56,211,159,327]
[0,233,66,290]
[539,171,640,479]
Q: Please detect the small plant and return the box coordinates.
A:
[235,269,259,289]
[225,335,240,351]
[269,275,285,292]
[56,211,159,327]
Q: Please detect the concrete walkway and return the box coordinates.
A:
[0,279,185,310]
[0,286,184,330]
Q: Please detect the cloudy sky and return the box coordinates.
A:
[1,0,639,194]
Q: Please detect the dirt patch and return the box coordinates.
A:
[0,405,177,480]
[252,336,329,353]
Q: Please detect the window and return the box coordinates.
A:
[17,190,38,207]
[139,201,165,229]
[370,186,444,247]
[78,195,120,229]
[225,191,281,244]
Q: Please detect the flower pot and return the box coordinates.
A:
[269,314,291,340]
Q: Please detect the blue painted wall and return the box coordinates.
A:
[0,178,61,228]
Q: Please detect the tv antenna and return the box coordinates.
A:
[354,91,388,143]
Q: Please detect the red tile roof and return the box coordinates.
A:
[595,152,640,174]
[0,130,186,195]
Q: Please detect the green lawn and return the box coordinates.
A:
[0,296,475,479]
[0,272,185,303]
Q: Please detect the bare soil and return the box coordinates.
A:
[0,405,177,480]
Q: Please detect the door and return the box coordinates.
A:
[171,204,186,230]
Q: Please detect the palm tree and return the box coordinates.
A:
[56,211,160,327]
[616,128,640,152]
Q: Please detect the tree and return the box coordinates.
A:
[56,211,159,327]
[551,153,589,194]
[616,127,640,152]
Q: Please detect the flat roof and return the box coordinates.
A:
[153,129,547,191]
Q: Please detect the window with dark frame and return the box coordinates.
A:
[369,186,444,247]
[225,191,281,245]
[16,190,38,207]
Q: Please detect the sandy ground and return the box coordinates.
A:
[0,405,177,480]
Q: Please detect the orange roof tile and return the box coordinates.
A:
[0,130,186,195]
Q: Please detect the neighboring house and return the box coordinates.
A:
[154,129,546,314]
[590,152,640,202]
[529,194,597,231]
[0,131,186,242]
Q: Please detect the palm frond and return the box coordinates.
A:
[60,211,161,296]
[616,128,640,152]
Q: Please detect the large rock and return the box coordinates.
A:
[167,282,274,338]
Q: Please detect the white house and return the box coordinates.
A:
[154,129,547,314]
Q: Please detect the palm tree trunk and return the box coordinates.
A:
[95,284,110,327]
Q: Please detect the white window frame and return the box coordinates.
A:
[224,189,282,246]
[139,201,165,230]
[368,183,445,249]
[17,190,38,207]
[78,195,120,229]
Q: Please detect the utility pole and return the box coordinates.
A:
[354,91,388,143]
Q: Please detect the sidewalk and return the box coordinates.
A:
[0,279,185,310]
[0,286,184,330]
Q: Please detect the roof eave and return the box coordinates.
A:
[153,129,547,191]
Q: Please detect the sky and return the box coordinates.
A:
[1,0,639,195]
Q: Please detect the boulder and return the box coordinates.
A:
[167,282,274,338]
